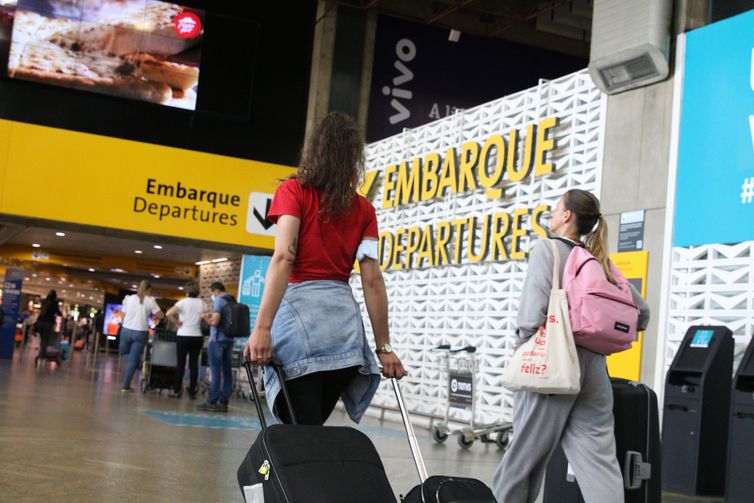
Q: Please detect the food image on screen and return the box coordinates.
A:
[5,0,203,109]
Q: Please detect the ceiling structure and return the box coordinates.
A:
[8,226,233,264]
[336,0,593,57]
[0,221,243,307]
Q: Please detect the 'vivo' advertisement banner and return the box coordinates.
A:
[0,268,24,359]
[674,10,754,246]
[366,15,585,142]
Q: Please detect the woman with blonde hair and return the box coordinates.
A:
[119,280,164,392]
[492,189,650,503]
[245,112,405,425]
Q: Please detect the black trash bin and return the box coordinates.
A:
[661,325,733,496]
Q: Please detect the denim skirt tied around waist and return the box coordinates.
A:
[263,280,381,422]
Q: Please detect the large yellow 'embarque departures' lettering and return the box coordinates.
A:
[378,204,550,270]
[377,116,558,208]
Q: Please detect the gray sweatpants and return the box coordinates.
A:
[492,347,624,503]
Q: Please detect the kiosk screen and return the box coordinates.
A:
[690,329,713,348]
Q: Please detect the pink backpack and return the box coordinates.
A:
[562,245,639,355]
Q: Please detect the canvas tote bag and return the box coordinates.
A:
[502,239,581,394]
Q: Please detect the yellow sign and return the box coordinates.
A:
[607,250,649,381]
[0,120,295,249]
[360,116,561,271]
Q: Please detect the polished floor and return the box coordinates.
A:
[0,346,724,502]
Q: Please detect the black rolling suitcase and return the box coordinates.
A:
[236,361,397,503]
[543,378,661,503]
[392,378,497,503]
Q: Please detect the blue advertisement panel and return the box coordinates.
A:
[675,10,754,246]
[366,15,586,142]
[236,255,271,349]
[0,268,24,359]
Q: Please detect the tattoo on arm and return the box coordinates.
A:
[287,237,298,257]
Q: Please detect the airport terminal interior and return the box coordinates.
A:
[2,0,754,502]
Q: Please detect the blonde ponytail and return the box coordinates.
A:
[584,216,614,283]
[136,280,151,304]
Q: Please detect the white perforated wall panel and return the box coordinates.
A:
[663,243,754,370]
[351,69,606,425]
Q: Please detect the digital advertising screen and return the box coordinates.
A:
[103,303,123,337]
[0,0,203,109]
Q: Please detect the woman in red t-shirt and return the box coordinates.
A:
[244,113,405,425]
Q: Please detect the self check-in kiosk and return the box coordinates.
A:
[661,325,733,496]
[725,334,754,503]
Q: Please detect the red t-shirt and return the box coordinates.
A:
[267,178,379,283]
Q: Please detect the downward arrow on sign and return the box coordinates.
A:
[253,199,274,230]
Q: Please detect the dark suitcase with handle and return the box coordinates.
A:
[543,378,661,503]
[401,475,497,503]
[236,361,397,503]
[391,378,497,503]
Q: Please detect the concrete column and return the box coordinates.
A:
[598,0,711,385]
[601,78,675,385]
[305,1,377,141]
[305,0,338,141]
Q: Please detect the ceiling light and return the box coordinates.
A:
[178,286,184,290]
[88,268,95,272]
[55,232,65,237]
[195,260,210,265]
[152,274,161,279]
[45,277,50,281]
[153,245,163,249]
[32,243,41,248]
[69,284,74,287]
[134,250,143,254]
[211,258,228,263]
[131,284,138,289]
[32,273,37,278]
[24,277,30,281]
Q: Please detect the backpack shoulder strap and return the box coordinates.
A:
[552,236,583,249]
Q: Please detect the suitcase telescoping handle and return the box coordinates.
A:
[242,359,298,430]
[390,377,429,483]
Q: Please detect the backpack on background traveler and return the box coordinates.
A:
[562,244,639,355]
[220,294,250,338]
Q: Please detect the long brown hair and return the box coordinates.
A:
[295,112,364,216]
[136,280,152,304]
[563,189,614,282]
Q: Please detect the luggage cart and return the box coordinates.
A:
[140,333,177,394]
[431,344,512,450]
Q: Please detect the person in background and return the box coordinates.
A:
[196,282,233,412]
[23,307,39,348]
[36,290,61,363]
[492,189,650,503]
[166,281,205,399]
[244,112,405,426]
[119,280,164,393]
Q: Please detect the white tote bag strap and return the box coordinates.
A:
[548,239,561,290]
